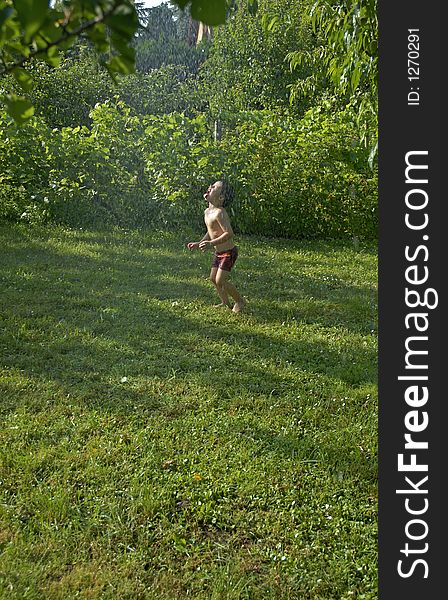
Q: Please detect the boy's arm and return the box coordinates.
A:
[187,231,210,250]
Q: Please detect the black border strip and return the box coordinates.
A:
[378,1,446,596]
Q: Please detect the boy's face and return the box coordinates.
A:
[204,181,224,206]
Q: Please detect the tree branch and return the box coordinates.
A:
[0,5,117,76]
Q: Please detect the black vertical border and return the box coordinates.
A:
[378,1,446,597]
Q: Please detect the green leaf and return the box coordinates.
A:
[110,32,135,59]
[86,23,109,53]
[190,0,226,26]
[351,66,361,91]
[0,6,14,29]
[4,94,35,124]
[105,6,138,40]
[39,21,61,43]
[261,14,278,33]
[12,67,34,92]
[248,0,258,17]
[14,0,49,42]
[368,140,378,170]
[45,45,61,67]
[267,16,279,32]
[108,54,135,75]
[0,13,21,42]
[57,35,76,52]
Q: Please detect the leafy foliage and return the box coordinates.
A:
[0,0,230,123]
[287,0,378,160]
[216,106,377,238]
[309,0,377,101]
[1,54,205,128]
[135,35,206,74]
[202,0,317,115]
[0,0,138,119]
[0,101,377,238]
[134,2,207,74]
[0,0,377,239]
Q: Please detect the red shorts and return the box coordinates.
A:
[212,246,238,272]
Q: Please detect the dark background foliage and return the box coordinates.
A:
[0,0,377,239]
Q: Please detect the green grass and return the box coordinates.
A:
[0,224,378,599]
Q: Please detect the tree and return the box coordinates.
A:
[287,0,378,161]
[0,0,231,123]
[0,0,138,122]
[201,0,317,115]
[134,3,205,74]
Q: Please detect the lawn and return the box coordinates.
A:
[0,224,378,599]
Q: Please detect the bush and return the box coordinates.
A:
[217,106,377,238]
[0,102,377,238]
[0,57,206,130]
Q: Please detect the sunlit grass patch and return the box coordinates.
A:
[0,224,377,599]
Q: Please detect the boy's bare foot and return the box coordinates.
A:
[232,299,246,313]
[214,302,232,309]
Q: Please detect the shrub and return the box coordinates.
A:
[0,102,377,238]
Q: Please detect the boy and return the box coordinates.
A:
[187,180,245,313]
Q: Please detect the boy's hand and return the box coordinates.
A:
[199,240,212,251]
[187,242,199,251]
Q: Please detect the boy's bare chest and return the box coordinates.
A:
[204,210,222,232]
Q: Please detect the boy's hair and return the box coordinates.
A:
[220,179,234,207]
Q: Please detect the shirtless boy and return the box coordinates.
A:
[187,180,245,313]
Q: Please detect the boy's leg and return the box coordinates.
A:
[210,268,231,307]
[215,268,245,311]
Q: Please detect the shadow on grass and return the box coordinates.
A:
[1,227,377,417]
[244,423,377,484]
[10,225,377,331]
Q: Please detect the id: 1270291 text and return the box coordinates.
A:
[408,29,420,106]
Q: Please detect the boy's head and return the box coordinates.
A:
[204,179,234,207]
